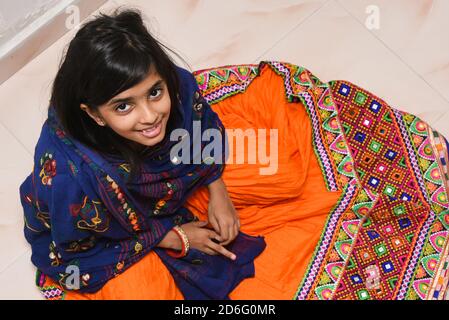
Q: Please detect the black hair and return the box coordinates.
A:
[50,7,189,181]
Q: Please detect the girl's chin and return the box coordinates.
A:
[140,136,165,147]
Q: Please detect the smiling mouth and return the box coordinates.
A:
[139,121,162,138]
[137,120,162,131]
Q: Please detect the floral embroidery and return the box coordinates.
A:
[39,152,56,186]
[70,195,110,233]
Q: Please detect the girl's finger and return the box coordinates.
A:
[219,221,230,243]
[207,230,223,243]
[208,240,236,260]
[209,215,221,234]
[224,225,235,246]
[221,223,239,246]
[193,220,209,227]
[202,247,218,256]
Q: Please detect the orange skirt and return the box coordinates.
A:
[44,66,341,299]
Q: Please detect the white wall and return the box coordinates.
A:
[0,0,106,85]
[0,0,76,58]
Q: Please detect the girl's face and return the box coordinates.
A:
[81,68,171,149]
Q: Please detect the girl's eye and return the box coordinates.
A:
[114,87,162,113]
[115,104,131,113]
[149,88,163,99]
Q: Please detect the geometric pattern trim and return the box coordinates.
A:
[36,270,65,300]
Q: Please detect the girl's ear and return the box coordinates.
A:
[80,103,106,126]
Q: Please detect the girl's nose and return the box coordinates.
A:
[139,103,158,125]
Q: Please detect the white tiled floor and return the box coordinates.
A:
[0,0,448,299]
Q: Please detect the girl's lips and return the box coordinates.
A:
[140,122,162,138]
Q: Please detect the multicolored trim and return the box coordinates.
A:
[36,270,65,300]
[389,111,449,300]
[193,64,259,105]
[38,152,56,186]
[295,184,359,299]
[426,132,449,299]
[390,111,435,299]
[293,78,436,300]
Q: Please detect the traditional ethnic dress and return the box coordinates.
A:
[20,61,449,300]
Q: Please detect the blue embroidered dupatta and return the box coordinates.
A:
[19,66,266,300]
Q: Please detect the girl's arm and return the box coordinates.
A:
[207,178,240,246]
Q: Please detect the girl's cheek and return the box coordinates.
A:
[111,115,135,132]
[161,93,171,113]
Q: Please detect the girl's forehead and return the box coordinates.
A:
[133,69,163,90]
[108,69,164,104]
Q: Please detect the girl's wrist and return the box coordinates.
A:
[208,177,225,194]
[157,230,182,250]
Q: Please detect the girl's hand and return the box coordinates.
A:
[182,221,236,260]
[207,178,240,246]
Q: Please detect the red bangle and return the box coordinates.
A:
[165,225,190,258]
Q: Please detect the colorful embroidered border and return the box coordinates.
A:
[325,82,443,300]
[294,80,449,300]
[427,131,449,299]
[193,64,259,105]
[394,112,449,300]
[305,80,430,300]
[429,229,449,299]
[36,270,65,300]
[297,187,382,300]
[428,130,449,210]
[316,87,356,190]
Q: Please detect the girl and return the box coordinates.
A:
[20,8,341,300]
